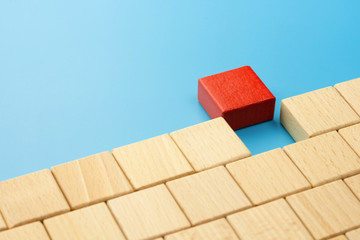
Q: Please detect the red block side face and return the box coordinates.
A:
[198,66,276,130]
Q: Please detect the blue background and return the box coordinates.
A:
[1,1,360,181]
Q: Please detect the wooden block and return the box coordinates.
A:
[165,218,239,240]
[328,236,349,240]
[286,180,360,240]
[198,66,276,130]
[171,117,251,171]
[335,78,360,115]
[283,131,360,186]
[280,86,360,141]
[227,199,313,240]
[0,222,50,240]
[226,148,310,205]
[0,169,70,228]
[346,228,360,240]
[112,134,193,190]
[339,123,360,157]
[166,166,251,225]
[51,151,133,209]
[44,202,125,240]
[0,212,7,231]
[344,174,360,200]
[107,184,190,240]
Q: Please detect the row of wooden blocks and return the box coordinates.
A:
[0,78,360,240]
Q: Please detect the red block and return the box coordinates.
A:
[198,66,275,130]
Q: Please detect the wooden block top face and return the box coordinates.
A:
[51,151,133,209]
[112,134,193,190]
[281,86,360,141]
[107,184,190,240]
[164,218,239,240]
[0,222,50,240]
[0,212,7,231]
[286,180,360,240]
[44,203,125,240]
[166,166,251,225]
[227,199,312,240]
[345,174,360,200]
[171,117,251,171]
[198,66,275,112]
[0,169,70,228]
[346,228,360,240]
[283,131,360,186]
[226,148,310,205]
[328,236,349,240]
[339,123,360,157]
[335,78,360,115]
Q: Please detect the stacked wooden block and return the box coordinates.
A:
[0,78,360,240]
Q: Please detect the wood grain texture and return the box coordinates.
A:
[0,212,6,231]
[226,148,310,205]
[345,174,360,200]
[166,166,251,225]
[227,199,313,240]
[0,169,70,228]
[339,123,360,158]
[0,222,50,240]
[328,236,349,240]
[112,134,193,190]
[107,184,190,240]
[286,180,360,240]
[51,151,133,209]
[198,66,275,130]
[280,86,360,141]
[171,117,251,171]
[44,202,125,240]
[284,131,360,186]
[164,218,239,240]
[335,78,360,116]
[346,228,360,240]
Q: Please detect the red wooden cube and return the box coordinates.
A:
[198,66,275,130]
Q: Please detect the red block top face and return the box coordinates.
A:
[198,66,275,113]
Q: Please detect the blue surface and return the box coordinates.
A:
[1,1,360,181]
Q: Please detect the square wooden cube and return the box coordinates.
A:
[112,134,194,189]
[227,199,313,240]
[107,184,190,240]
[344,174,360,200]
[286,180,360,240]
[335,78,360,115]
[0,212,6,231]
[0,169,70,228]
[284,131,360,186]
[51,151,133,209]
[198,66,275,130]
[346,228,360,240]
[226,148,310,205]
[0,222,50,240]
[166,166,251,225]
[44,203,125,240]
[339,123,360,157]
[171,117,250,171]
[280,87,359,141]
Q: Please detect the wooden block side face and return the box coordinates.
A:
[227,199,313,240]
[166,166,251,225]
[335,78,360,116]
[280,87,360,141]
[339,123,360,157]
[286,180,360,240]
[346,227,360,240]
[0,169,70,228]
[107,184,190,240]
[171,117,251,171]
[164,218,239,240]
[0,222,50,240]
[112,134,194,189]
[226,148,310,205]
[0,212,7,231]
[284,131,360,186]
[44,203,125,240]
[345,174,360,200]
[51,151,133,209]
